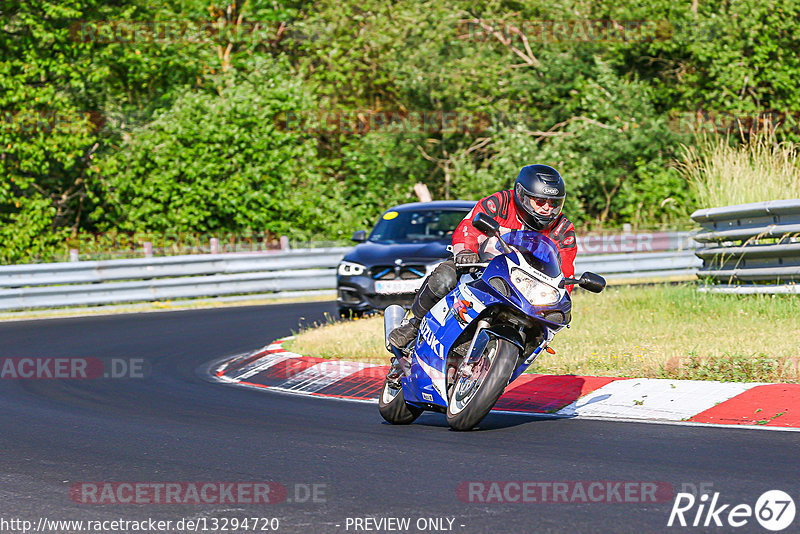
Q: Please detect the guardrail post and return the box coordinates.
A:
[280,236,290,251]
[143,242,153,258]
[69,249,79,262]
[210,238,219,254]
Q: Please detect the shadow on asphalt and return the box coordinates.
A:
[382,372,589,431]
[381,410,570,431]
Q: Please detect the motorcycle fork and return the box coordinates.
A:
[457,319,492,380]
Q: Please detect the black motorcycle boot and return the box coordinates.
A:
[387,264,457,350]
[387,274,442,349]
[387,315,421,350]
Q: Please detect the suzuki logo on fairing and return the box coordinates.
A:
[419,319,446,360]
[542,187,559,195]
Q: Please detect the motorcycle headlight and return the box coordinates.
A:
[510,268,560,305]
[338,261,366,276]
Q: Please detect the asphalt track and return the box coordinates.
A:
[1,301,799,534]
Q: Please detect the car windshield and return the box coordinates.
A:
[368,209,470,244]
[481,230,562,278]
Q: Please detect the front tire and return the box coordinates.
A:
[446,338,518,431]
[378,379,423,424]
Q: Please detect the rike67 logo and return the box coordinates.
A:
[668,490,796,531]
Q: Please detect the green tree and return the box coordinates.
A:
[0,0,102,262]
[91,60,338,240]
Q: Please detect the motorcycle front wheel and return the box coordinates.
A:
[446,338,517,431]
[378,379,423,425]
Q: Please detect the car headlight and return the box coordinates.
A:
[338,261,366,276]
[510,268,560,305]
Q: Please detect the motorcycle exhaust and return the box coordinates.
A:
[383,304,406,350]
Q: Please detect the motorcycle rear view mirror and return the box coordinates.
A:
[472,213,499,236]
[579,272,606,293]
[561,272,606,293]
[472,213,513,255]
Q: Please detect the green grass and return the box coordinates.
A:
[680,130,800,208]
[285,283,800,382]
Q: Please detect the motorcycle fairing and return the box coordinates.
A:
[401,232,572,409]
[403,278,504,408]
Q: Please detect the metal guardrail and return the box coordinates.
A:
[691,199,800,292]
[576,250,700,281]
[575,231,700,281]
[0,248,349,311]
[0,249,349,288]
[0,232,699,311]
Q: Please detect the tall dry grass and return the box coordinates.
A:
[680,130,800,208]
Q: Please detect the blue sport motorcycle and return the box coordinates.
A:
[379,213,606,430]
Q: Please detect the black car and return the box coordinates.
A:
[337,200,476,316]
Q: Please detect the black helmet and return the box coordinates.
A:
[513,164,566,231]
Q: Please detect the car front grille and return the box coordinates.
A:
[369,265,428,280]
[338,288,363,304]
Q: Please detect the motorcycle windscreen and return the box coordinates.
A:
[478,231,562,278]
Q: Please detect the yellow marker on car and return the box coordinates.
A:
[383,211,399,220]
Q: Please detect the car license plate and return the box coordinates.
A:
[374,279,424,294]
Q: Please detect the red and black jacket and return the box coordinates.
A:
[452,189,577,290]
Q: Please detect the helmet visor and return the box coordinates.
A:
[516,183,564,219]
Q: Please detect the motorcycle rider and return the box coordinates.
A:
[387,164,578,360]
